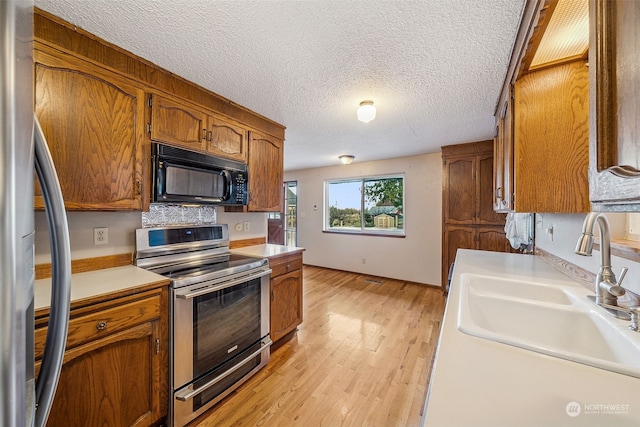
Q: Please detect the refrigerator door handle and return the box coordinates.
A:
[33,116,71,427]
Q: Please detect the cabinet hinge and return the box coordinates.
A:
[155,338,160,354]
[146,123,152,134]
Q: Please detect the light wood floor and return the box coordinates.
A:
[192,266,446,427]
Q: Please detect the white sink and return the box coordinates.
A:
[460,274,575,305]
[457,273,640,378]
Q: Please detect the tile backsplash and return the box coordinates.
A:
[141,204,216,228]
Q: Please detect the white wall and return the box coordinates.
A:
[284,153,442,286]
[34,209,267,264]
[535,213,640,295]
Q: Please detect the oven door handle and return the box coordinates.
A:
[175,268,272,300]
[174,337,272,402]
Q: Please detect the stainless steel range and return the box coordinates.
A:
[135,224,272,427]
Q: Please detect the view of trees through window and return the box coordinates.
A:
[326,175,404,234]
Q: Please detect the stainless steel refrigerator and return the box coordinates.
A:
[1,0,71,426]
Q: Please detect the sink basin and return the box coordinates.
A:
[457,273,640,378]
[461,273,574,305]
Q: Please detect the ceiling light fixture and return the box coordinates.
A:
[357,100,376,123]
[339,155,355,165]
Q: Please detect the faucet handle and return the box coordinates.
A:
[616,267,629,287]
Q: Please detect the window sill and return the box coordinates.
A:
[594,238,640,263]
[323,230,406,238]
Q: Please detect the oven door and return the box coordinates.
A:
[171,266,271,426]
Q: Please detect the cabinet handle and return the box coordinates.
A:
[286,263,291,271]
[271,291,274,301]
[156,338,160,354]
[202,128,207,140]
[96,321,108,330]
[208,130,213,141]
[136,180,142,195]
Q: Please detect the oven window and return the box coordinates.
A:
[193,277,262,378]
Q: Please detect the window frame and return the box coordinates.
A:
[323,174,405,237]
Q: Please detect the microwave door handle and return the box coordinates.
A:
[222,170,232,201]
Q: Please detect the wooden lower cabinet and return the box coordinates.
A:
[35,286,169,427]
[268,252,303,343]
[442,225,512,291]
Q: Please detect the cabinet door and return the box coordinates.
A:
[206,115,248,162]
[442,226,474,291]
[502,93,514,212]
[248,131,284,212]
[493,136,504,211]
[43,321,162,427]
[443,157,475,225]
[589,0,640,210]
[514,60,590,213]
[477,226,511,253]
[495,92,515,213]
[34,48,144,210]
[150,94,206,151]
[270,269,303,342]
[477,154,507,224]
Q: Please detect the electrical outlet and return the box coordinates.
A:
[243,221,250,232]
[94,227,108,245]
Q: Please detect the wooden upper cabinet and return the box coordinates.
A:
[477,153,506,224]
[589,0,640,211]
[494,90,514,213]
[206,115,249,162]
[513,60,590,213]
[149,94,206,151]
[150,95,249,163]
[443,156,475,225]
[34,46,144,210]
[247,131,284,212]
[442,142,504,225]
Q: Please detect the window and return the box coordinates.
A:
[324,175,404,236]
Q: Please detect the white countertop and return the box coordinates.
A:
[422,249,640,427]
[35,265,168,312]
[232,244,304,259]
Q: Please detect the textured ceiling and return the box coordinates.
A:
[34,0,526,171]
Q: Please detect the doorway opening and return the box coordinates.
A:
[267,181,297,246]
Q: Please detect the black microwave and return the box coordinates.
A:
[151,143,248,206]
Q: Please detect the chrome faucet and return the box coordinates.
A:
[575,213,628,308]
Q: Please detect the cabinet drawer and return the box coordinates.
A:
[35,294,162,360]
[269,254,302,278]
